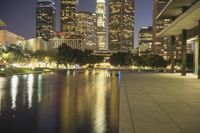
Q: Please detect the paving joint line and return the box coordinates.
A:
[122,74,136,133]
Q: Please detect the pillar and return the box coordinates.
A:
[194,40,199,75]
[170,36,176,73]
[181,30,187,76]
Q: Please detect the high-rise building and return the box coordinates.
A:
[138,26,153,50]
[96,0,107,50]
[152,0,170,58]
[60,0,77,33]
[76,11,97,51]
[36,0,56,41]
[109,0,134,51]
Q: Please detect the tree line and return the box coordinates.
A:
[109,51,167,68]
[1,43,193,70]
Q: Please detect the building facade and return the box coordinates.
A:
[0,30,24,46]
[60,0,77,33]
[153,0,192,61]
[76,11,97,51]
[36,0,56,41]
[22,38,55,52]
[96,0,107,50]
[157,0,200,78]
[152,0,170,58]
[51,32,84,51]
[139,26,153,50]
[109,0,134,51]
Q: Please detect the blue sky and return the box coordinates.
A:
[0,0,153,47]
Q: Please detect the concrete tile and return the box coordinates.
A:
[179,123,200,133]
[134,123,181,133]
[120,73,200,133]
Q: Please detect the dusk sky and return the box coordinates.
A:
[0,0,153,47]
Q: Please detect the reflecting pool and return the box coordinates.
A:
[0,70,119,133]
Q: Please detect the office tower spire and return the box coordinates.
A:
[96,0,107,50]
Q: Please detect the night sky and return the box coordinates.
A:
[0,0,153,47]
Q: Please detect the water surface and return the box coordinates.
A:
[0,70,119,133]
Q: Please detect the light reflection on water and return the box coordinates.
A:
[11,75,19,109]
[94,72,106,133]
[0,77,6,114]
[0,70,119,133]
[37,75,42,102]
[28,74,34,108]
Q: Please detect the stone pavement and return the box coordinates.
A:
[119,72,200,133]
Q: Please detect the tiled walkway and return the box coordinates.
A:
[120,72,200,133]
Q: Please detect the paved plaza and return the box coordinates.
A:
[120,72,200,133]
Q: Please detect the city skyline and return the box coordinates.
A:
[0,0,153,47]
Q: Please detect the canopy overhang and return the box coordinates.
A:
[157,0,199,19]
[157,0,200,37]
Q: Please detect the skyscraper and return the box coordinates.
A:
[36,0,56,41]
[76,11,97,50]
[60,0,77,33]
[139,26,153,50]
[152,0,170,58]
[109,0,134,51]
[96,0,107,50]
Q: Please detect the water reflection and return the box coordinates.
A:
[11,76,19,110]
[0,77,6,114]
[37,75,42,102]
[0,70,119,133]
[94,72,106,133]
[28,74,34,108]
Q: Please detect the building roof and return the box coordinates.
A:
[157,0,199,19]
[0,30,25,40]
[0,19,6,26]
[157,0,200,37]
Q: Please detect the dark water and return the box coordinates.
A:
[0,70,120,133]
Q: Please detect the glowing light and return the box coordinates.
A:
[28,74,34,108]
[97,0,105,3]
[11,76,19,109]
[12,64,18,68]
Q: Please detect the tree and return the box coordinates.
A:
[109,52,133,67]
[132,55,145,67]
[56,44,74,67]
[147,55,167,68]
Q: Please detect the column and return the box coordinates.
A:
[198,21,200,79]
[170,36,176,73]
[194,40,199,75]
[181,30,187,76]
